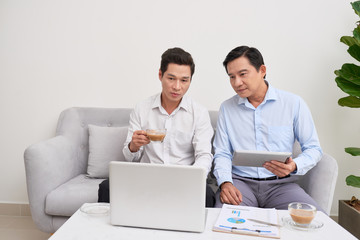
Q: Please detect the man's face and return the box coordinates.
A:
[159,63,191,105]
[226,56,266,99]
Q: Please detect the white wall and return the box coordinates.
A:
[1,0,359,216]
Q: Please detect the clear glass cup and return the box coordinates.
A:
[288,202,317,227]
[146,129,166,143]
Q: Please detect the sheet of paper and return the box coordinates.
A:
[213,204,280,238]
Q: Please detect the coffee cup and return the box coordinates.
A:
[288,202,316,227]
[146,129,166,142]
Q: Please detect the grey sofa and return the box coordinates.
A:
[24,107,338,233]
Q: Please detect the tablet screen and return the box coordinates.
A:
[232,150,292,167]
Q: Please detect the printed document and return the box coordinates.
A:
[213,204,280,239]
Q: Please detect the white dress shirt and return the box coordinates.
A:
[123,93,214,174]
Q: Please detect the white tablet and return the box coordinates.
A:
[232,150,292,167]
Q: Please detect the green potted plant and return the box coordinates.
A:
[335,1,360,237]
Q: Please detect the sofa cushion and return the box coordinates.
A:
[46,174,104,216]
[87,124,129,178]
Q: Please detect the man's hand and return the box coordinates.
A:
[263,157,297,177]
[220,182,242,205]
[128,130,150,152]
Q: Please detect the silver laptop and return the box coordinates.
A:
[109,161,207,232]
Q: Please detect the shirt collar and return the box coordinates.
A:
[152,93,191,114]
[264,82,277,102]
[152,93,162,109]
[237,81,277,105]
[178,95,191,112]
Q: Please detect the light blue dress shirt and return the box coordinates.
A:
[213,83,323,186]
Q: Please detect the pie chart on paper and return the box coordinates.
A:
[227,217,246,224]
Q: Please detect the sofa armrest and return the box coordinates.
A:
[24,135,78,232]
[297,153,338,215]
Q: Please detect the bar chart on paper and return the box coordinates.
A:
[227,210,246,224]
[213,204,280,239]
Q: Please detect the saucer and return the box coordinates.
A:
[282,216,323,231]
[80,203,110,216]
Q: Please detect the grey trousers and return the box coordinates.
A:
[215,174,324,213]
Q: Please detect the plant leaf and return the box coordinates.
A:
[341,36,359,47]
[354,26,360,42]
[348,44,360,62]
[335,76,360,96]
[336,63,360,84]
[352,1,360,17]
[345,147,360,156]
[334,70,341,77]
[338,96,360,107]
[346,175,360,188]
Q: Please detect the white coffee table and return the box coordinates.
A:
[49,204,357,240]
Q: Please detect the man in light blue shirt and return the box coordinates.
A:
[213,46,323,211]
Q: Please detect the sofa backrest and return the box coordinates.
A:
[55,107,133,173]
[55,108,220,173]
[55,107,301,174]
[208,110,219,130]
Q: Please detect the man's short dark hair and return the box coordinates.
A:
[223,46,265,75]
[160,47,195,77]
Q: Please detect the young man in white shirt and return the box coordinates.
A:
[99,47,215,206]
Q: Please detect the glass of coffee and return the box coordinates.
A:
[146,129,166,143]
[288,202,317,227]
